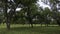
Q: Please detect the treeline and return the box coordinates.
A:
[0,0,60,30]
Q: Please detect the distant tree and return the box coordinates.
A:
[1,0,38,29]
[43,8,51,26]
[49,0,60,26]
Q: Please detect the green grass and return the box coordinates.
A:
[0,24,60,34]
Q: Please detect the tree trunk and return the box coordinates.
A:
[46,24,48,27]
[27,7,33,28]
[6,17,10,30]
[57,20,60,26]
[31,24,33,28]
[6,22,10,30]
[41,24,42,27]
[5,0,10,30]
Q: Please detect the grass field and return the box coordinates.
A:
[0,24,60,34]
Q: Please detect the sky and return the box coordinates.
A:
[37,0,51,9]
[6,0,60,13]
[16,0,51,11]
[8,0,60,11]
